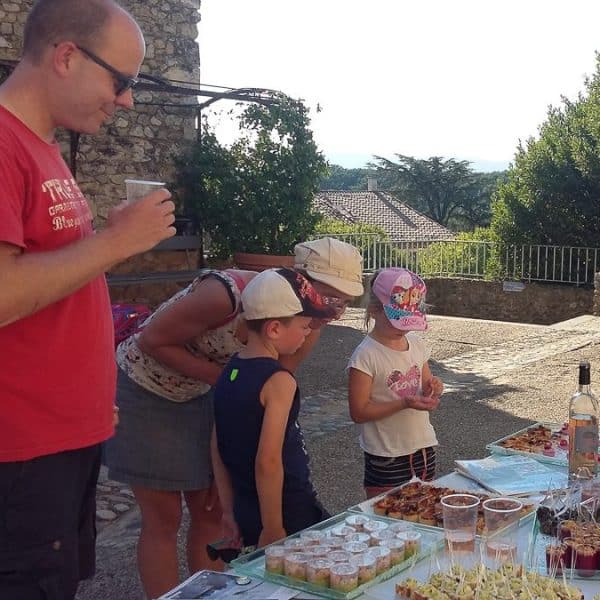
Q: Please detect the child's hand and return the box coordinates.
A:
[220,511,242,547]
[405,395,439,411]
[423,376,444,399]
[258,526,287,548]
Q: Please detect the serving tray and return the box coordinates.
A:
[486,421,573,467]
[525,508,600,582]
[230,510,444,600]
[349,479,536,534]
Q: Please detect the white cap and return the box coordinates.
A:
[241,268,336,321]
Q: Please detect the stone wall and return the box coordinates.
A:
[108,247,200,307]
[0,0,201,221]
[423,278,594,325]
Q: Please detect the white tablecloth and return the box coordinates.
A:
[163,470,599,598]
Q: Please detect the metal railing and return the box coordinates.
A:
[315,233,600,286]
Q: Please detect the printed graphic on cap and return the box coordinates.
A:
[373,268,427,331]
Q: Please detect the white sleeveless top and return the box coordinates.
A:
[116,270,245,402]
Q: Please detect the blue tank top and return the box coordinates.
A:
[214,355,316,527]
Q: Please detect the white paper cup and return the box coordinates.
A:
[125,179,166,204]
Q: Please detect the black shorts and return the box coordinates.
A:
[364,446,436,488]
[0,444,101,600]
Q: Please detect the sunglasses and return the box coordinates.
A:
[76,45,139,96]
[322,295,351,313]
[206,540,241,564]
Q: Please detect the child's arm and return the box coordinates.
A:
[210,427,241,545]
[256,370,297,547]
[349,367,438,423]
[421,362,443,402]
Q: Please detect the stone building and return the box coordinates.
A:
[0,0,201,222]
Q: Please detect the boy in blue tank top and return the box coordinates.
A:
[212,268,336,548]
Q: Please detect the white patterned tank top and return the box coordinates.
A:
[116,270,245,402]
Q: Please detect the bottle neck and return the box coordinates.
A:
[578,383,592,394]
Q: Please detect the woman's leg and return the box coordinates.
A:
[184,486,224,573]
[133,486,183,600]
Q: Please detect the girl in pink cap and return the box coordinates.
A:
[347,268,444,499]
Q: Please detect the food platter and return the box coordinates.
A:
[487,421,585,467]
[526,504,600,582]
[349,479,535,534]
[230,510,444,600]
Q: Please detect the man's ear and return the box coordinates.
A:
[52,41,77,79]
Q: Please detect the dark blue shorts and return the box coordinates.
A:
[0,444,101,600]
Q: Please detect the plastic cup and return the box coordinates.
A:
[306,558,332,586]
[264,545,286,574]
[482,497,522,564]
[330,563,359,592]
[125,179,166,204]
[441,493,480,553]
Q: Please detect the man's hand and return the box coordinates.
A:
[104,189,176,260]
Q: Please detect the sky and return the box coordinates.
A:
[197,0,600,172]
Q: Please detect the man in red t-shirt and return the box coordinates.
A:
[0,1,176,598]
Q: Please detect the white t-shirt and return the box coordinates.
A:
[347,333,438,458]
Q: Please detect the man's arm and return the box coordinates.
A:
[0,190,175,327]
[255,370,297,547]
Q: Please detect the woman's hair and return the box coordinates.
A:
[23,0,118,63]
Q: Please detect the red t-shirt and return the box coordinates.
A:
[0,106,115,462]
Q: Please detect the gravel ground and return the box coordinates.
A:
[77,312,600,599]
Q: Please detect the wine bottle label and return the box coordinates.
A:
[573,423,599,453]
[569,422,599,478]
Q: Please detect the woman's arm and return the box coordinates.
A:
[136,276,235,383]
[255,371,297,547]
[348,367,439,424]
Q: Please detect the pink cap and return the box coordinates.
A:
[372,268,427,331]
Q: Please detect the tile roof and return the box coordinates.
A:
[314,191,455,242]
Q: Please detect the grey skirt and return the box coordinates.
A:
[103,368,213,491]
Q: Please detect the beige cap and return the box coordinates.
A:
[294,237,364,297]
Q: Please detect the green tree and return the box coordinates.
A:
[370,154,502,230]
[319,165,372,190]
[492,54,600,247]
[176,93,327,259]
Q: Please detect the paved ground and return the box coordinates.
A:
[77,312,600,599]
